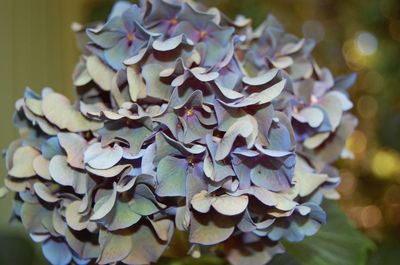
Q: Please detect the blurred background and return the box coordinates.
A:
[0,0,399,264]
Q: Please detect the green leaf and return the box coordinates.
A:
[159,256,228,265]
[268,253,300,265]
[367,232,400,265]
[277,201,373,265]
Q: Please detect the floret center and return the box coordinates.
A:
[187,155,195,164]
[199,31,208,40]
[127,32,136,45]
[185,107,194,117]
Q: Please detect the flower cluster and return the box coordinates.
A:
[2,1,357,265]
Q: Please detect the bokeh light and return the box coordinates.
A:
[357,95,379,119]
[361,205,383,228]
[356,32,379,56]
[372,150,400,180]
[347,130,368,156]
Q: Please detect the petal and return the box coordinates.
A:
[106,201,141,231]
[191,190,212,213]
[84,143,123,170]
[129,196,159,216]
[212,194,249,216]
[86,56,115,91]
[104,38,131,70]
[98,230,132,264]
[65,200,89,231]
[42,240,72,265]
[87,28,125,49]
[189,211,236,245]
[58,132,88,169]
[242,69,279,86]
[33,182,58,203]
[303,132,330,149]
[42,93,103,132]
[318,93,344,131]
[280,38,305,55]
[127,66,146,101]
[49,155,88,194]
[293,107,324,128]
[122,221,173,264]
[156,156,188,197]
[215,117,258,160]
[91,186,117,221]
[226,239,284,265]
[8,146,39,178]
[269,56,293,69]
[153,34,185,51]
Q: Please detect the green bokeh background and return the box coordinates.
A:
[0,0,399,264]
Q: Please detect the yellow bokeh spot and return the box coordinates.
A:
[342,33,378,70]
[346,130,367,155]
[372,149,400,179]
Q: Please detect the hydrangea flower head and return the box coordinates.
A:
[1,1,357,265]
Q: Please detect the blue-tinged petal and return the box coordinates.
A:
[122,5,143,31]
[42,240,72,265]
[104,38,135,70]
[269,112,296,150]
[250,154,295,192]
[41,137,64,160]
[141,62,175,101]
[127,36,147,55]
[215,116,258,161]
[148,21,175,36]
[333,72,357,92]
[146,0,181,27]
[124,38,153,65]
[201,37,230,67]
[204,134,235,182]
[153,34,186,51]
[156,156,188,197]
[216,57,243,91]
[177,2,215,30]
[207,22,235,46]
[87,28,125,49]
[108,1,133,20]
[171,21,198,42]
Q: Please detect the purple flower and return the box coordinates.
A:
[87,3,155,70]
